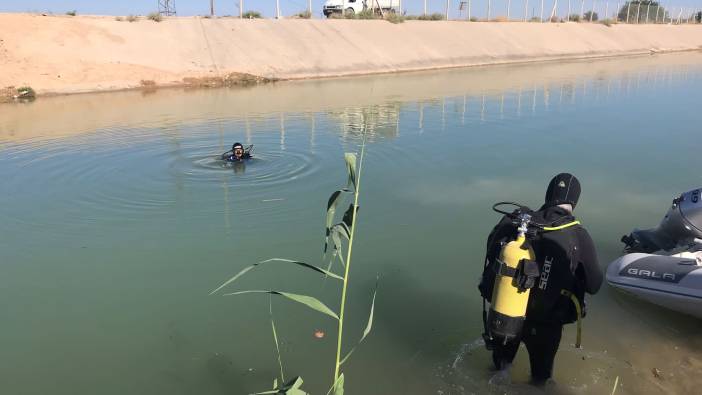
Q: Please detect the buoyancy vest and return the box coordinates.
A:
[480,207,585,325]
[526,212,584,324]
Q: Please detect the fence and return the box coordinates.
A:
[210,1,701,23]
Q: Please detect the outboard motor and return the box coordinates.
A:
[622,188,702,253]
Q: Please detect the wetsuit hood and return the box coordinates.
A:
[544,173,580,209]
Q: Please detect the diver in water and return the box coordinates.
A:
[221,142,252,162]
[478,173,603,386]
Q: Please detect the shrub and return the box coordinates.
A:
[385,13,405,23]
[147,12,163,22]
[600,18,615,26]
[583,11,598,21]
[242,10,262,19]
[529,16,541,22]
[126,14,138,22]
[470,16,479,22]
[294,10,312,19]
[417,13,445,20]
[355,9,378,19]
[15,86,36,99]
[115,16,123,21]
[568,14,581,22]
[66,10,76,16]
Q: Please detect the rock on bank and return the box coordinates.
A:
[1,13,701,95]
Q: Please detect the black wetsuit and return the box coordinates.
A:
[479,206,603,382]
[222,153,251,162]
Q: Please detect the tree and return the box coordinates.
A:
[618,1,667,23]
[696,11,701,23]
[584,11,598,21]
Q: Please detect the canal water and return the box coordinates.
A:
[1,53,701,395]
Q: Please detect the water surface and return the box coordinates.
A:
[2,53,702,395]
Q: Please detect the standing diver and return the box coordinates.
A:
[478,173,603,386]
[221,142,253,162]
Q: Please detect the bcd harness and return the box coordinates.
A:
[481,203,584,350]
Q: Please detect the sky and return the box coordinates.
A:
[0,0,700,19]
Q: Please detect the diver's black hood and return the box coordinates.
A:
[544,173,581,209]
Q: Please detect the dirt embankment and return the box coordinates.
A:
[1,13,701,97]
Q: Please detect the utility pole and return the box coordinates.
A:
[636,0,641,23]
[605,2,609,20]
[540,0,544,21]
[590,0,594,21]
[467,0,472,19]
[507,0,511,20]
[488,0,492,20]
[525,0,530,21]
[308,0,312,15]
[568,0,572,20]
[210,0,214,16]
[424,0,427,15]
[581,0,585,20]
[548,0,557,21]
[446,0,450,20]
[276,0,281,18]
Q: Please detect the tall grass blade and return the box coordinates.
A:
[210,258,342,295]
[333,137,367,382]
[361,278,379,342]
[261,258,343,280]
[325,190,350,254]
[270,297,285,384]
[224,290,339,320]
[331,373,344,395]
[253,376,309,395]
[344,153,357,189]
[209,265,256,295]
[339,279,379,366]
[611,376,619,395]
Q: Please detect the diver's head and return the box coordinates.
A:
[232,142,244,159]
[545,173,581,210]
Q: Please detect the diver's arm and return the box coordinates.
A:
[577,228,603,294]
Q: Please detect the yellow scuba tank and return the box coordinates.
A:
[487,212,539,343]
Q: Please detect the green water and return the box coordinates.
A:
[2,53,702,395]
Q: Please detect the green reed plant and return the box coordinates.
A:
[210,134,374,395]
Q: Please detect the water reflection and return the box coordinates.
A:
[1,53,702,395]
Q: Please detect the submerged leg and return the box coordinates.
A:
[523,322,563,385]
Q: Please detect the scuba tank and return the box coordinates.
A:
[482,202,583,348]
[485,206,540,345]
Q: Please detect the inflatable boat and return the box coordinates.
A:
[606,188,702,319]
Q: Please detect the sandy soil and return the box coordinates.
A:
[1,13,701,97]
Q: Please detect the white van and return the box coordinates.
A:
[322,0,398,17]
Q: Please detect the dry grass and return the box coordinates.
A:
[182,73,276,88]
[1,86,36,102]
[242,11,262,19]
[147,12,163,22]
